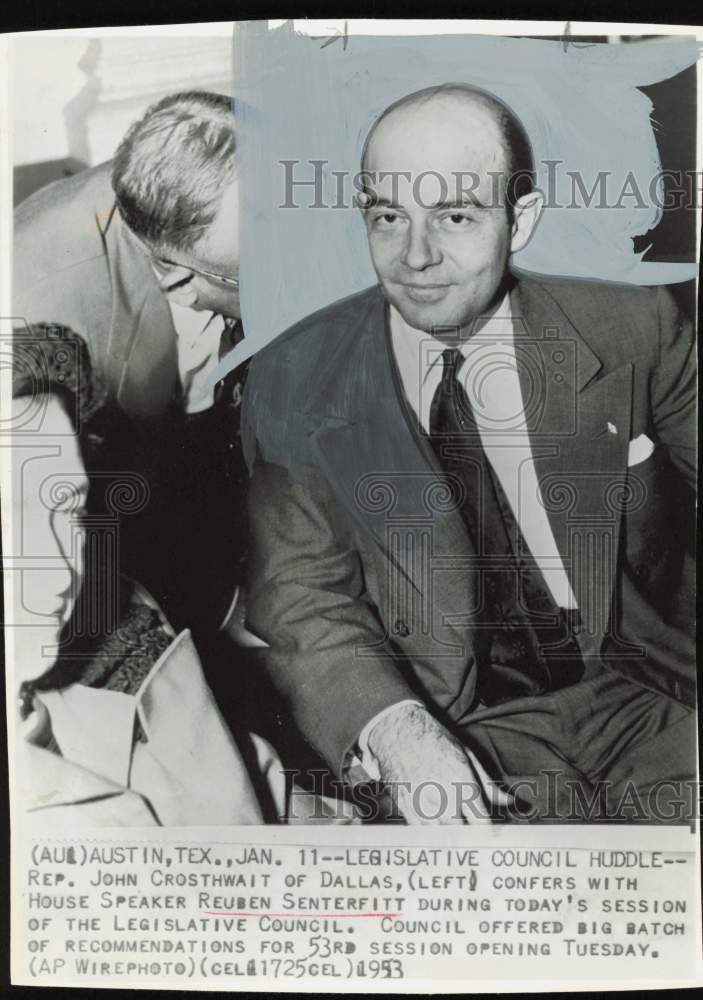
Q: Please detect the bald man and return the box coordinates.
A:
[243,85,696,824]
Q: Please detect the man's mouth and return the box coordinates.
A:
[401,283,451,303]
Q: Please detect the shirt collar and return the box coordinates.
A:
[167,299,219,347]
[390,292,515,387]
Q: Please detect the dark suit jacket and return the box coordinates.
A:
[243,279,696,775]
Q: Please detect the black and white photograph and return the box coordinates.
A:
[1,17,701,992]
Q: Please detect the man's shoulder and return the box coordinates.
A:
[520,274,659,319]
[251,285,383,373]
[247,286,383,403]
[15,161,114,228]
[243,285,383,468]
[517,275,666,365]
[14,162,116,291]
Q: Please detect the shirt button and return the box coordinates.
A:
[393,619,410,638]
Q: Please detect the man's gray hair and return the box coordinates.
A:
[112,90,235,254]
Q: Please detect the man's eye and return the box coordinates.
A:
[373,212,402,226]
[442,213,473,226]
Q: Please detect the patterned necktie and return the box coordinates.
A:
[214,316,250,584]
[428,348,583,703]
[215,316,246,406]
[220,316,244,358]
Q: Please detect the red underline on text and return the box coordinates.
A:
[203,911,399,918]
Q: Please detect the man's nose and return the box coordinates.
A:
[400,221,442,271]
[22,566,75,617]
[28,513,84,615]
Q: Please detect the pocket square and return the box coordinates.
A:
[628,433,655,467]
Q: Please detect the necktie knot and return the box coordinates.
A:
[440,347,463,388]
[430,347,473,438]
[220,316,244,360]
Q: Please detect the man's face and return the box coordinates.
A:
[151,180,241,318]
[362,98,513,332]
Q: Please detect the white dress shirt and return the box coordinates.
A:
[167,301,226,413]
[389,295,577,610]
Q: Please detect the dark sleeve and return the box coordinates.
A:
[651,286,696,490]
[246,455,418,776]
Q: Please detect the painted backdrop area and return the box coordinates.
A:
[223,25,698,375]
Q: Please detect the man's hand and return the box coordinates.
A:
[366,703,511,824]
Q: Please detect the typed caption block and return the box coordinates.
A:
[12,825,703,992]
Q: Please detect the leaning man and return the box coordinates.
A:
[14,90,247,635]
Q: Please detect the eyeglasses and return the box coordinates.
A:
[156,256,240,288]
[123,225,240,288]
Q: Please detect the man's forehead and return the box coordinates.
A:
[364,99,505,184]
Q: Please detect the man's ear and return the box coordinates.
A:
[509,191,544,254]
[158,267,199,308]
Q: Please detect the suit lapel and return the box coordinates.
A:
[308,291,473,637]
[307,280,634,653]
[104,208,179,419]
[515,281,633,646]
